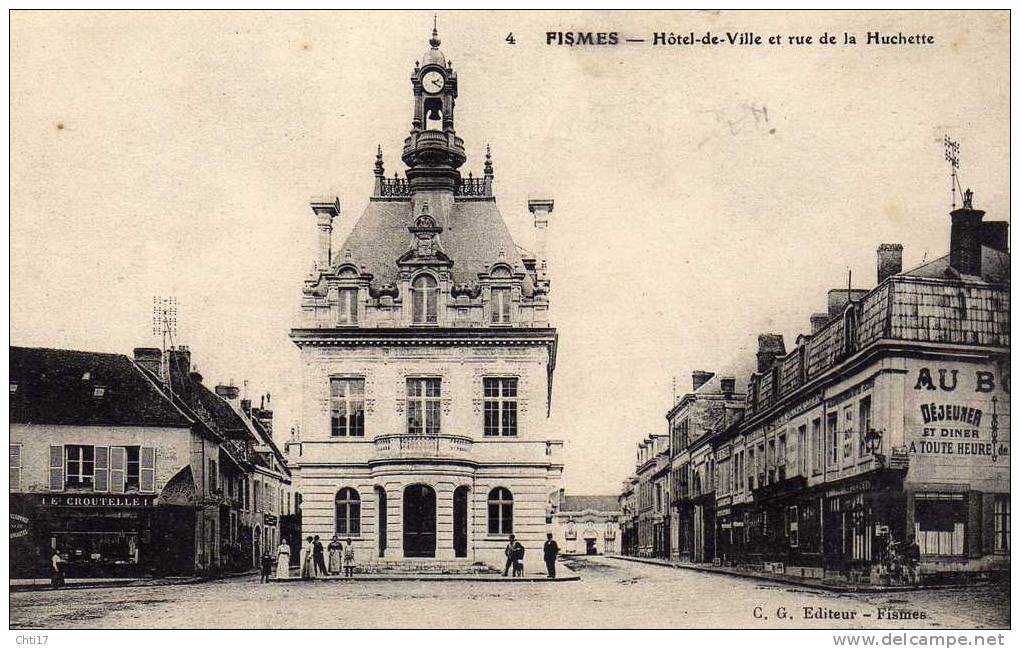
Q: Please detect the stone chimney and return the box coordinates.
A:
[240,398,252,416]
[720,377,736,396]
[692,370,714,391]
[756,334,786,372]
[876,243,903,284]
[133,347,162,379]
[980,221,1009,253]
[810,313,830,334]
[528,198,554,283]
[166,346,191,375]
[310,196,340,270]
[949,189,985,277]
[827,289,869,317]
[215,384,240,409]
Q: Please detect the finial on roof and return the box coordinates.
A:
[430,15,441,48]
[374,145,385,177]
[963,188,974,209]
[484,144,494,179]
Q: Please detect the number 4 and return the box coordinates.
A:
[505,32,516,45]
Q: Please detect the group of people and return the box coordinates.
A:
[260,534,355,582]
[502,533,561,579]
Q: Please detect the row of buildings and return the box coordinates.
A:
[621,192,1010,584]
[10,345,294,577]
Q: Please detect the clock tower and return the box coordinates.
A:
[401,24,467,194]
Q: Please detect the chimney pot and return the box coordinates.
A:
[756,334,787,373]
[980,221,1009,254]
[692,370,714,392]
[133,347,162,378]
[810,313,830,334]
[950,193,986,276]
[720,377,736,395]
[876,243,903,284]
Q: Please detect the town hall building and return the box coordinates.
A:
[287,26,563,569]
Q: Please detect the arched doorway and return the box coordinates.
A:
[375,486,388,558]
[453,486,469,558]
[403,484,436,558]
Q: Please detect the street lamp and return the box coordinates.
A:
[864,428,884,455]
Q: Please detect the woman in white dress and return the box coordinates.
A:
[275,539,291,580]
[299,536,314,579]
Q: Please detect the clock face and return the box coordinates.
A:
[421,70,445,94]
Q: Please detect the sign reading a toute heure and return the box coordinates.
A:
[39,494,157,508]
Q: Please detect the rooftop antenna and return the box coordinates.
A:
[151,295,178,388]
[944,134,961,209]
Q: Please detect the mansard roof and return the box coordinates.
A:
[335,199,536,297]
[900,246,1010,284]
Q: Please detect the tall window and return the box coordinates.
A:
[994,495,1010,552]
[10,444,22,492]
[335,488,361,535]
[491,287,511,324]
[483,377,518,436]
[811,418,823,474]
[827,412,839,467]
[65,445,95,488]
[842,405,854,460]
[487,487,513,535]
[411,274,438,324]
[858,397,872,456]
[797,425,807,476]
[126,446,141,491]
[253,479,260,511]
[338,288,359,325]
[208,458,218,492]
[777,433,787,480]
[407,378,441,435]
[331,378,366,437]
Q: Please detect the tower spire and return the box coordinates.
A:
[430,15,441,48]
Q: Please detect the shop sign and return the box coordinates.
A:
[10,513,29,539]
[39,494,157,508]
[826,480,872,499]
[263,514,278,526]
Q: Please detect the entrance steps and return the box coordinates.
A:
[357,559,499,575]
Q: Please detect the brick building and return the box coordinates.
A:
[286,27,563,570]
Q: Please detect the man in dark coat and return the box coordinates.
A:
[543,533,560,578]
[312,535,328,577]
[503,534,521,577]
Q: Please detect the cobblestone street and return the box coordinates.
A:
[9,556,1008,629]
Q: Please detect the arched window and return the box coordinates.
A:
[487,487,513,535]
[412,274,438,324]
[335,488,361,535]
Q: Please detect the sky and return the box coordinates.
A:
[10,10,1009,494]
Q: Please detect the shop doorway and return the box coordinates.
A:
[453,486,469,558]
[403,484,436,558]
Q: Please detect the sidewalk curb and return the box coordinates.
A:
[9,569,260,593]
[604,556,971,593]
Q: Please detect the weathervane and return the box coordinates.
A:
[944,134,961,209]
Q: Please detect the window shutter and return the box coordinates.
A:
[140,447,156,493]
[94,446,110,492]
[49,445,64,491]
[110,447,126,494]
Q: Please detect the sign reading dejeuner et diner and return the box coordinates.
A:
[39,494,157,508]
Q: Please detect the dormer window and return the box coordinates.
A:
[491,287,511,324]
[337,288,359,325]
[412,274,438,324]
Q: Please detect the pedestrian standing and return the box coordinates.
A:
[502,534,517,577]
[260,551,273,583]
[313,535,328,577]
[512,538,526,576]
[328,534,344,575]
[300,536,314,580]
[905,534,922,585]
[275,538,291,580]
[543,533,560,579]
[50,550,65,588]
[343,538,355,577]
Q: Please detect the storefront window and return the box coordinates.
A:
[10,444,22,492]
[914,493,966,556]
[994,495,1010,552]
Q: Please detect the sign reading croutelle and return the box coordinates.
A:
[39,494,158,507]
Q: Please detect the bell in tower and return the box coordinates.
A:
[402,21,467,193]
